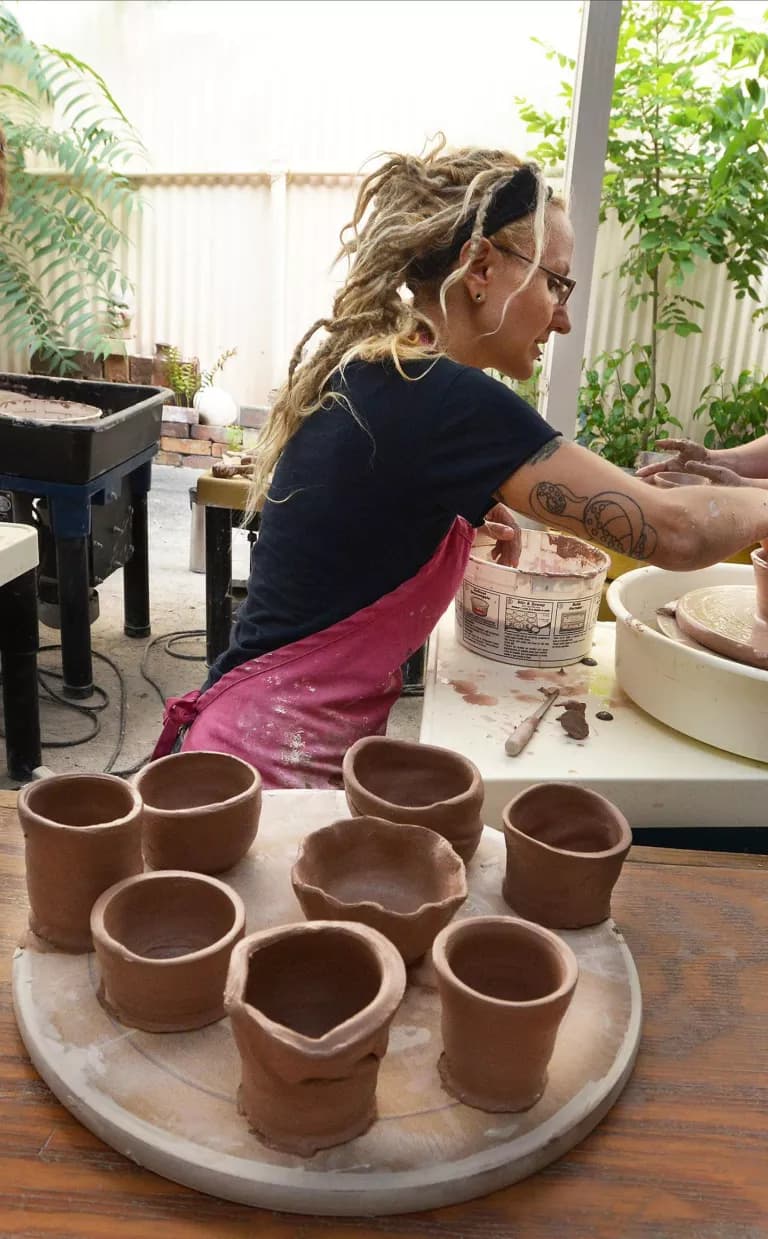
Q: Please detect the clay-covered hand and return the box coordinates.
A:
[683,461,749,486]
[635,438,710,479]
[483,502,523,567]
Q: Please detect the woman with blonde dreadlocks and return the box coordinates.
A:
[154,141,768,787]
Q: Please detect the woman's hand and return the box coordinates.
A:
[683,461,749,486]
[635,438,711,479]
[483,502,522,567]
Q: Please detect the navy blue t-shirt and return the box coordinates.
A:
[208,357,557,683]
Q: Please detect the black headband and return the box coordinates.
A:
[408,164,551,282]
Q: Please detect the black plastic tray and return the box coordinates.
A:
[0,372,171,484]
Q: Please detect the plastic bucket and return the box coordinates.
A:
[455,529,610,667]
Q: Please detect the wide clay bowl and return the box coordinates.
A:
[342,736,484,863]
[224,920,406,1155]
[134,750,261,874]
[654,470,710,488]
[502,783,632,929]
[17,772,143,952]
[432,915,578,1112]
[91,870,245,1032]
[291,816,468,964]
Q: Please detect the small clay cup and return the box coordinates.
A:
[751,547,768,623]
[224,920,406,1155]
[17,773,143,952]
[135,750,261,874]
[654,470,710,488]
[342,736,484,863]
[432,915,578,1112]
[91,870,245,1032]
[502,783,632,929]
[291,816,468,963]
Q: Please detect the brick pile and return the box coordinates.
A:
[157,407,234,468]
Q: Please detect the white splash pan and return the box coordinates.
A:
[606,563,768,764]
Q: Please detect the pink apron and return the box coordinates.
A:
[152,517,473,789]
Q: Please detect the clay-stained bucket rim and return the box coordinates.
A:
[90,869,246,966]
[469,529,611,582]
[343,735,483,814]
[432,914,579,1009]
[291,816,468,925]
[17,772,142,834]
[224,920,406,1059]
[134,750,261,817]
[502,782,632,861]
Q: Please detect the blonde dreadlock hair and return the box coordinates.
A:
[248,137,561,512]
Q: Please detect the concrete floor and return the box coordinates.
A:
[1,465,422,789]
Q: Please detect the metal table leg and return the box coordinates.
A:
[123,461,152,638]
[205,505,233,667]
[54,536,94,698]
[0,567,42,779]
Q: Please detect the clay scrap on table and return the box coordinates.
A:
[212,453,254,479]
[557,701,589,741]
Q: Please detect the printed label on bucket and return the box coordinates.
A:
[455,530,609,667]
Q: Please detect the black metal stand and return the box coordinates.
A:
[123,462,152,638]
[0,446,156,697]
[204,505,234,668]
[55,536,94,698]
[0,567,42,780]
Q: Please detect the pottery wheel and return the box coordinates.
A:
[12,789,642,1217]
[675,584,768,670]
[0,390,103,423]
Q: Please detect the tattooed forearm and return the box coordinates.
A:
[529,483,658,559]
[526,438,562,467]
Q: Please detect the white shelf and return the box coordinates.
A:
[0,523,38,588]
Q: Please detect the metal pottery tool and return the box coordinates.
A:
[505,688,560,757]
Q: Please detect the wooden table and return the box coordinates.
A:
[2,788,767,1238]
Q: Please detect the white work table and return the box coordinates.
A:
[420,609,768,832]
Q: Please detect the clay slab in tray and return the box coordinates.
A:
[13,789,641,1217]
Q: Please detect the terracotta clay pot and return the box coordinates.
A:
[17,773,143,952]
[134,750,261,874]
[654,470,710,488]
[751,547,768,623]
[342,736,484,863]
[224,920,406,1155]
[291,816,467,964]
[502,783,632,929]
[432,915,578,1112]
[91,870,245,1032]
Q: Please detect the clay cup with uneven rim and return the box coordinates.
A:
[135,750,261,874]
[432,915,579,1112]
[90,870,245,1032]
[342,736,484,863]
[291,815,468,964]
[224,920,406,1156]
[501,783,632,929]
[653,470,711,488]
[17,772,143,952]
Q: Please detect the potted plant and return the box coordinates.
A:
[159,344,238,426]
[576,345,683,470]
[0,3,143,374]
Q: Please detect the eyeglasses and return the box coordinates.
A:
[492,243,576,307]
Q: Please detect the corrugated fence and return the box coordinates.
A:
[3,171,768,434]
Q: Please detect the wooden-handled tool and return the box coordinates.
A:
[505,688,560,757]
